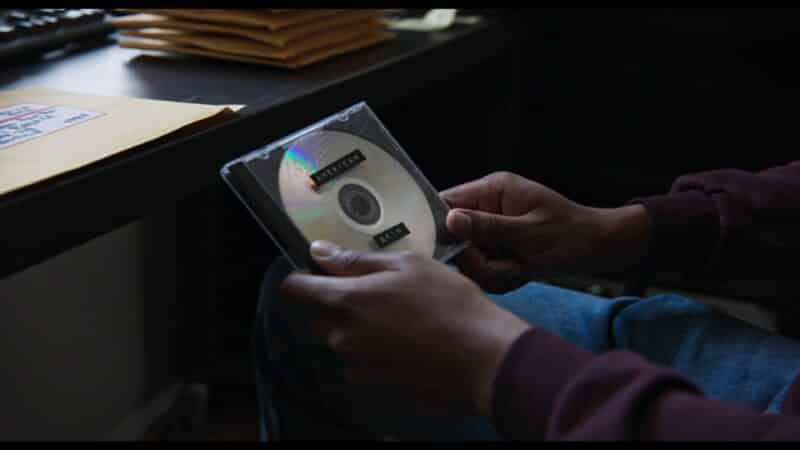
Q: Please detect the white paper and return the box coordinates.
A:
[0,103,104,150]
[385,9,458,32]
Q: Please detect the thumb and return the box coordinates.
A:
[309,240,400,276]
[447,208,529,247]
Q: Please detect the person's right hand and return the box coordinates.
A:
[441,172,652,293]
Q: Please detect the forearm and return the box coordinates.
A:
[491,328,800,440]
[586,203,652,274]
[628,160,800,280]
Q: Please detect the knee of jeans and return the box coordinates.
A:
[610,294,712,362]
[488,282,634,353]
[258,256,293,302]
[263,255,294,286]
[255,256,296,333]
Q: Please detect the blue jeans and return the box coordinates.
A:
[253,257,800,440]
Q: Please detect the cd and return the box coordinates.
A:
[277,130,437,256]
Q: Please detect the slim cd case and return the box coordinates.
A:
[220,102,466,272]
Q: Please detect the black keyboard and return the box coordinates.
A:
[0,9,117,62]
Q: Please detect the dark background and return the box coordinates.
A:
[515,7,800,205]
[199,8,800,385]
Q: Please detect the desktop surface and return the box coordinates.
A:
[2,18,492,112]
[0,15,522,279]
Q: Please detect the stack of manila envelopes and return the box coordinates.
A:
[113,9,394,69]
[0,86,240,196]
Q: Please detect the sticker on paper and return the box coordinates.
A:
[0,103,104,150]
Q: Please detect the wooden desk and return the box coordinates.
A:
[0,15,526,384]
[0,15,524,279]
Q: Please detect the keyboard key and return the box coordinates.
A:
[29,18,47,29]
[40,16,60,27]
[1,9,112,61]
[61,10,84,22]
[7,11,29,23]
[0,25,17,43]
[15,21,35,36]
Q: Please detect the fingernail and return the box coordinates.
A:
[449,209,472,234]
[310,240,339,258]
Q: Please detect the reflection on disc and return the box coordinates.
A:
[278,130,436,255]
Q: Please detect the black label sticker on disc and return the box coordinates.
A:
[310,149,365,188]
[373,222,410,248]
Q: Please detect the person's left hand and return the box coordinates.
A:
[280,241,531,418]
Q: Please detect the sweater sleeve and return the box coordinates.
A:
[628,160,800,280]
[492,328,800,440]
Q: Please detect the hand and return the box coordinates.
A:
[441,171,651,292]
[280,241,531,418]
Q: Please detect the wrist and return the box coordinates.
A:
[470,304,532,418]
[589,204,652,273]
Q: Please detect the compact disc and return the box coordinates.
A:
[277,130,437,255]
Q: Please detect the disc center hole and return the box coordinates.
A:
[338,183,381,226]
[351,195,370,216]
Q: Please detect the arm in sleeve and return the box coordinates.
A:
[492,328,800,440]
[629,160,800,280]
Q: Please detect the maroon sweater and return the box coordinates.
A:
[492,161,800,440]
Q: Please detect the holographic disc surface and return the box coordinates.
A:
[277,130,437,255]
